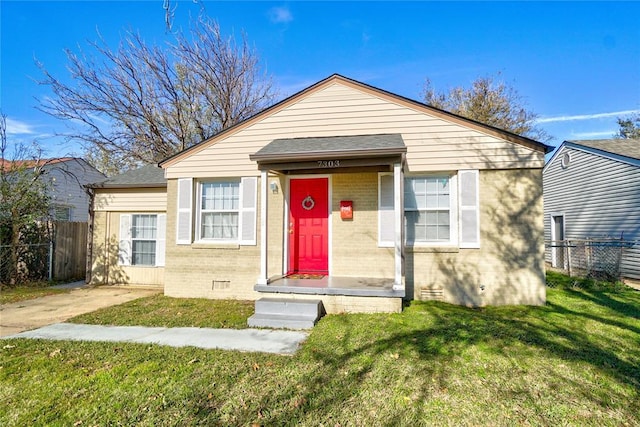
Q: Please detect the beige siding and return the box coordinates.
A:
[94,188,167,212]
[166,82,544,179]
[409,169,546,306]
[90,211,164,286]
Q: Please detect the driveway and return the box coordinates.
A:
[0,286,161,337]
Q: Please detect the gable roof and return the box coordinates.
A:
[544,139,640,172]
[88,164,166,189]
[160,74,551,168]
[567,139,640,161]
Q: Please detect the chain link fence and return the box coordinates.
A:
[1,221,87,286]
[0,242,53,285]
[546,238,637,281]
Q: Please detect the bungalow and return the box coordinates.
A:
[89,74,551,313]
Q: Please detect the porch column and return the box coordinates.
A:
[393,161,404,290]
[257,169,269,285]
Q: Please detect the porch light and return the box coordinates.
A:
[270,181,279,194]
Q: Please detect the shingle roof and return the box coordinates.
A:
[250,134,406,162]
[89,164,166,188]
[568,139,640,161]
[0,157,78,172]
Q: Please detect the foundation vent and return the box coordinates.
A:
[420,287,444,301]
[212,280,231,290]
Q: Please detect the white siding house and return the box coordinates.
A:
[543,139,640,280]
[44,158,106,222]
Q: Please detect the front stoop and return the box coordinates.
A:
[248,298,325,330]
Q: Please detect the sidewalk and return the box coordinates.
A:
[5,323,308,355]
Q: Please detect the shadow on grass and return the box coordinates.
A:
[187,290,640,424]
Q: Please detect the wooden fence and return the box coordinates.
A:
[52,221,88,282]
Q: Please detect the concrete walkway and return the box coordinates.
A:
[5,323,309,355]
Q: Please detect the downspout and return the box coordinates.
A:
[85,186,94,284]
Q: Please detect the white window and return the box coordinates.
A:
[200,181,240,240]
[404,176,455,245]
[119,214,166,267]
[379,171,479,248]
[131,214,158,265]
[187,177,257,245]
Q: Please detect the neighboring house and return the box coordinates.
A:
[543,139,640,281]
[45,158,106,221]
[89,74,551,312]
[87,164,167,287]
[1,157,105,221]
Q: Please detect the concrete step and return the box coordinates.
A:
[248,298,325,330]
[254,298,324,318]
[247,313,318,330]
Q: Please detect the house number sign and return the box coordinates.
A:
[317,160,341,168]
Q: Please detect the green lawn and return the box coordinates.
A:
[1,275,639,426]
[69,295,254,329]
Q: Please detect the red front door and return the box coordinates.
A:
[288,178,329,274]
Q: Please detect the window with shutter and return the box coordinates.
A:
[195,177,257,245]
[119,213,165,267]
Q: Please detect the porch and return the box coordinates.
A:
[254,275,405,298]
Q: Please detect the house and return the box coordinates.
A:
[89,74,551,313]
[543,139,640,281]
[87,164,167,287]
[45,158,106,221]
[1,157,105,221]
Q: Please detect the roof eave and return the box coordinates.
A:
[249,146,407,163]
[88,183,167,189]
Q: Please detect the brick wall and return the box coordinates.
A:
[331,173,394,278]
[408,168,546,306]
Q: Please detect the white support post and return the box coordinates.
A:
[393,161,404,290]
[258,170,269,285]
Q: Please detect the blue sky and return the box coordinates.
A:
[2,0,639,159]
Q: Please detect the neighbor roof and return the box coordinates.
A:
[250,134,406,163]
[160,74,552,168]
[88,164,166,188]
[568,139,640,161]
[0,157,77,172]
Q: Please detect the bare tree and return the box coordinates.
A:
[0,114,52,285]
[423,74,550,142]
[37,16,277,174]
[615,113,640,139]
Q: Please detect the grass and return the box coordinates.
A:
[69,295,254,329]
[0,282,69,305]
[1,273,639,426]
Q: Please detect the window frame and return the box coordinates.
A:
[130,214,158,266]
[403,174,458,247]
[196,179,242,244]
[118,213,165,267]
[53,205,72,221]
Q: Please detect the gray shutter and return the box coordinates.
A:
[240,177,257,245]
[176,178,193,245]
[118,214,132,266]
[379,173,394,247]
[156,214,166,266]
[459,170,480,248]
